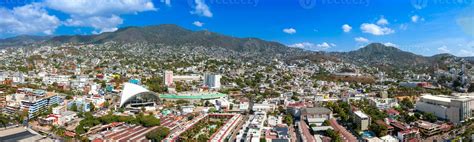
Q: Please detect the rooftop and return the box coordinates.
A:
[354,111,369,119]
[421,94,472,103]
[302,107,332,115]
[416,120,440,129]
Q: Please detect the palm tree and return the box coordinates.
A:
[14,110,28,125]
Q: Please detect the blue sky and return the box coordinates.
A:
[0,0,473,56]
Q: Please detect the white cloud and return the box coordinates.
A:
[289,42,313,49]
[384,42,398,47]
[412,38,474,56]
[65,15,123,34]
[193,21,204,27]
[190,0,213,18]
[411,15,424,23]
[316,42,335,49]
[283,28,296,34]
[399,24,408,30]
[162,0,171,6]
[44,0,156,16]
[360,23,395,36]
[44,0,156,34]
[342,24,352,32]
[377,17,389,25]
[0,3,60,36]
[354,37,369,43]
[438,45,450,53]
[289,42,335,51]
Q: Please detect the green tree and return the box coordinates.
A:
[137,114,160,127]
[71,103,78,112]
[0,114,9,128]
[403,113,418,123]
[100,114,118,124]
[283,115,293,126]
[370,124,388,137]
[65,95,73,100]
[198,134,210,142]
[278,106,285,114]
[14,110,28,124]
[176,99,190,105]
[423,112,437,122]
[291,95,299,101]
[146,127,170,142]
[118,107,125,113]
[322,120,330,126]
[208,108,218,113]
[400,98,414,110]
[326,129,342,142]
[89,102,95,112]
[103,101,110,108]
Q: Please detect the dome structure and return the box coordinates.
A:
[119,83,159,107]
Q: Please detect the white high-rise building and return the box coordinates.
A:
[204,74,221,89]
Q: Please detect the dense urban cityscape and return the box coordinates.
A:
[1,0,474,142]
[0,36,473,142]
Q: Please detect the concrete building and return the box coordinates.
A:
[180,105,194,114]
[164,70,173,86]
[397,128,420,142]
[415,120,441,136]
[415,94,472,124]
[353,110,371,131]
[264,126,290,142]
[20,92,61,118]
[301,107,332,127]
[172,75,201,82]
[204,74,221,89]
[368,97,399,110]
[252,103,276,112]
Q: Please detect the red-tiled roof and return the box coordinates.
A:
[65,131,76,137]
[375,120,394,129]
[103,125,159,142]
[391,121,408,130]
[300,119,316,142]
[399,128,419,135]
[386,109,400,115]
[408,138,419,142]
[329,119,357,142]
[288,102,305,108]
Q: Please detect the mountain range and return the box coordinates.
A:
[48,24,299,54]
[0,24,472,70]
[0,35,52,47]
